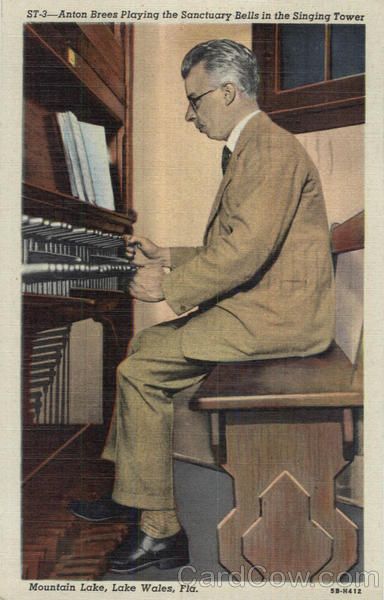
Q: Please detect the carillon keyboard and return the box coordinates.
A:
[22,215,136,296]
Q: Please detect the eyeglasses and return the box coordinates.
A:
[188,86,220,112]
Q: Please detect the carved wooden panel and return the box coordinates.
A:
[243,471,332,578]
[218,408,358,581]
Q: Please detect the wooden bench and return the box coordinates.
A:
[191,211,364,582]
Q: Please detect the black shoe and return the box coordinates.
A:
[108,527,190,573]
[68,495,141,523]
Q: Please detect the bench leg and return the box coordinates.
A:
[217,408,358,582]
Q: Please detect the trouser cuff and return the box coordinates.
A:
[112,490,176,510]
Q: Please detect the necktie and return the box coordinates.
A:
[221,145,232,175]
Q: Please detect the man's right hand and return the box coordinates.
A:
[123,235,171,268]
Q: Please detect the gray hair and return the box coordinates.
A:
[181,39,259,100]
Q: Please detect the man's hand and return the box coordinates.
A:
[124,235,171,268]
[129,265,165,302]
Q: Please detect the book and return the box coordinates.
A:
[79,120,115,211]
[56,112,86,201]
[66,112,96,204]
[56,112,115,210]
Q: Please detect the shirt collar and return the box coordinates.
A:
[226,110,260,153]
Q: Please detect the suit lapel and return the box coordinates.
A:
[204,171,232,242]
[203,112,267,244]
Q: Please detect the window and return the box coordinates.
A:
[253,24,365,133]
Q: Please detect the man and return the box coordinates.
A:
[69,39,335,573]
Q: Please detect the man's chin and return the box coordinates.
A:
[199,129,218,140]
[206,132,224,141]
[196,126,222,141]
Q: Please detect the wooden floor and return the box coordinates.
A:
[22,425,133,580]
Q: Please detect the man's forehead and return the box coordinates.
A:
[184,62,211,96]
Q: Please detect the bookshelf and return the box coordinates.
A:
[22,23,136,578]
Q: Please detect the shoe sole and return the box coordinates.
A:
[109,556,190,574]
[69,508,139,523]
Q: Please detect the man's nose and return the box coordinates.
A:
[185,103,195,122]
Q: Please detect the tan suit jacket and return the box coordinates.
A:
[162,111,335,362]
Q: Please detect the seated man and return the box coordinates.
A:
[69,39,335,573]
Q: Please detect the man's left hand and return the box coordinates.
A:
[129,265,165,302]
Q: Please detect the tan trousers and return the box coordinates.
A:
[102,315,214,509]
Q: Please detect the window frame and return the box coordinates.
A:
[252,24,365,133]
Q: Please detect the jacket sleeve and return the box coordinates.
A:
[170,246,203,270]
[162,137,310,315]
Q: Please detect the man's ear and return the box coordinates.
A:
[222,82,236,106]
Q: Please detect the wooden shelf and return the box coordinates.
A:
[23,294,98,334]
[23,182,136,234]
[61,24,125,102]
[25,24,125,123]
[23,290,130,330]
[23,23,133,214]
